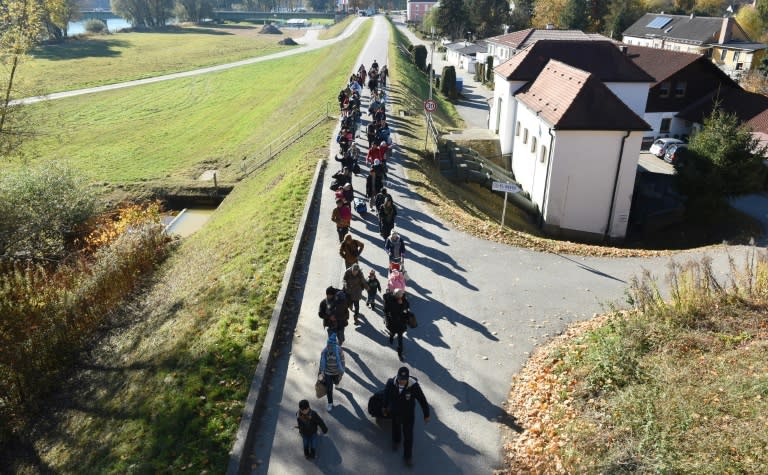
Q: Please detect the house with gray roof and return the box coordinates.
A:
[445,41,488,73]
[622,13,767,80]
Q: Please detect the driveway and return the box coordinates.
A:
[245,15,752,474]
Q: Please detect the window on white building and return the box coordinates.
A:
[660,118,671,133]
[515,121,521,136]
[531,136,537,153]
[540,145,547,163]
[734,51,740,63]
[720,49,727,61]
[523,128,528,144]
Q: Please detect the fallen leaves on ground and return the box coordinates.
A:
[497,315,611,474]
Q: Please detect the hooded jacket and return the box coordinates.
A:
[384,375,429,422]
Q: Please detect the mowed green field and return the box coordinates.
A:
[18,26,297,95]
[16,35,354,185]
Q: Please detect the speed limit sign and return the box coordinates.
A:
[424,99,437,113]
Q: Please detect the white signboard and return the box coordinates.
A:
[492,181,520,194]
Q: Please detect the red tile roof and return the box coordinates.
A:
[485,28,609,50]
[495,40,655,83]
[515,60,650,131]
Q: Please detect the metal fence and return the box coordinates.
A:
[240,103,334,178]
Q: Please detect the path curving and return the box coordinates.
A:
[244,15,757,475]
[14,17,370,106]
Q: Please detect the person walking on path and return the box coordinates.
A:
[366,169,383,206]
[339,233,365,267]
[366,269,382,310]
[319,287,349,345]
[385,231,406,265]
[319,333,345,412]
[383,366,430,466]
[296,399,328,459]
[383,288,410,360]
[331,198,352,243]
[343,263,369,324]
[379,197,397,239]
[373,188,390,213]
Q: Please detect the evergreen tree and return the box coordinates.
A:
[676,107,767,214]
[559,0,589,30]
[509,0,533,31]
[435,0,469,40]
[468,0,510,38]
[602,0,644,38]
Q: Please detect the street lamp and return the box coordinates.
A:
[429,26,435,100]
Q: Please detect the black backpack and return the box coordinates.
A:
[367,390,387,418]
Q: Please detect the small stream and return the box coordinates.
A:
[163,208,216,237]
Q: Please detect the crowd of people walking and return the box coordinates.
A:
[294,58,430,468]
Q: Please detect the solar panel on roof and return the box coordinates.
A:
[647,16,672,29]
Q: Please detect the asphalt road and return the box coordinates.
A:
[245,16,754,474]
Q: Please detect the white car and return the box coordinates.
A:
[649,138,684,158]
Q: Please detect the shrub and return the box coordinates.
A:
[413,44,428,71]
[0,162,97,260]
[0,204,170,440]
[84,19,108,34]
[485,56,494,83]
[440,65,458,99]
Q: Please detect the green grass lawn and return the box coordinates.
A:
[18,26,297,95]
[318,14,356,40]
[13,23,371,187]
[5,21,370,475]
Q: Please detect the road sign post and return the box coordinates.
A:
[492,181,521,228]
[424,99,437,113]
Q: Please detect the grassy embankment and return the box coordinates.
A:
[4,21,371,474]
[18,25,297,95]
[317,14,356,40]
[502,255,768,473]
[14,33,341,190]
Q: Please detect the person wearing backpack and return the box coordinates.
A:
[343,263,369,324]
[331,198,352,243]
[319,332,345,412]
[383,366,430,466]
[296,399,328,459]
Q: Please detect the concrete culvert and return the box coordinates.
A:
[278,38,298,45]
[260,24,282,34]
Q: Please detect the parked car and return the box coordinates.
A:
[664,143,688,164]
[650,138,685,158]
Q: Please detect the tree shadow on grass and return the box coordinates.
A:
[32,38,130,60]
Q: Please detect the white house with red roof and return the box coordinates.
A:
[488,40,653,241]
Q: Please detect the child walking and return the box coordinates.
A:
[296,399,328,459]
[366,269,382,310]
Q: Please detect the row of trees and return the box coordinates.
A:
[421,0,767,42]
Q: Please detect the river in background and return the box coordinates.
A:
[68,17,132,36]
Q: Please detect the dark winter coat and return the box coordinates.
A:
[297,410,328,437]
[383,292,410,334]
[366,173,383,198]
[384,377,429,422]
[343,268,369,301]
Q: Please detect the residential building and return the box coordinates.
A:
[406,0,437,23]
[622,13,767,80]
[484,28,610,67]
[489,40,653,240]
[444,41,487,72]
[623,44,738,147]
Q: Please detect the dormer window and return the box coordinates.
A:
[674,81,687,97]
[720,49,727,61]
[659,81,671,98]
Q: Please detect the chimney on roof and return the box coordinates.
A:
[619,45,628,55]
[719,16,733,44]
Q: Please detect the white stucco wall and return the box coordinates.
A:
[510,102,553,208]
[491,77,525,154]
[604,82,650,119]
[543,130,643,239]
[642,112,692,139]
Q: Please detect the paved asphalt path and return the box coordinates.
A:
[14,18,369,105]
[246,16,755,474]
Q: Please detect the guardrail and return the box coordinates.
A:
[240,103,334,178]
